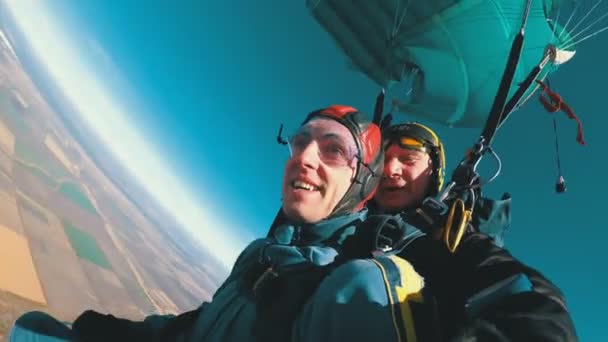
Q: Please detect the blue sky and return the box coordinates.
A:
[3,1,607,340]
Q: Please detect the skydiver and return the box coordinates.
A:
[368,122,578,341]
[9,106,439,341]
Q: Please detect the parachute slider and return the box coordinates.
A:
[545,44,576,65]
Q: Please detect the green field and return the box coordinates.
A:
[58,182,98,215]
[62,220,110,269]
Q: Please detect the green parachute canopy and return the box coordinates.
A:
[307,0,591,128]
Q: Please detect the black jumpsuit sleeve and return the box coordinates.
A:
[400,233,578,341]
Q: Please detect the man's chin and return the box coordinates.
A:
[375,197,412,213]
[283,204,323,223]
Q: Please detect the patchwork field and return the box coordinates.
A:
[0,27,227,339]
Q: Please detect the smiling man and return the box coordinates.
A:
[373,122,445,214]
[10,106,437,342]
[369,122,578,341]
[281,117,361,223]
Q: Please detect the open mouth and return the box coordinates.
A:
[292,180,321,192]
[380,180,406,192]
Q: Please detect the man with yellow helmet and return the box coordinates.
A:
[370,122,578,341]
[373,122,445,214]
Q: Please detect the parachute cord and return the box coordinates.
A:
[562,24,608,50]
[550,2,562,39]
[391,0,410,37]
[562,3,608,48]
[562,0,604,44]
[553,116,563,178]
[557,1,581,41]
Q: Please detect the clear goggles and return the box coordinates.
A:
[286,125,359,168]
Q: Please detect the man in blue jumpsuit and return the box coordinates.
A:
[9,106,437,341]
[371,122,578,341]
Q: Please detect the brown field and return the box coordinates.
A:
[44,134,76,177]
[0,171,14,193]
[0,28,225,338]
[0,225,46,305]
[0,119,14,156]
[0,191,22,235]
[0,147,12,176]
[19,200,103,321]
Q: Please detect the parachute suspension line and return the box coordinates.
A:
[549,1,563,42]
[563,23,608,50]
[386,0,410,60]
[562,7,608,48]
[557,1,581,41]
[562,0,604,42]
[552,115,567,193]
[399,64,419,98]
[512,79,541,110]
[391,0,401,37]
[543,78,566,193]
[405,68,417,97]
[391,0,410,38]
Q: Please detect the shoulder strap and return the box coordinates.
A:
[371,253,443,342]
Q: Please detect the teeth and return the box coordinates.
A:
[293,180,318,191]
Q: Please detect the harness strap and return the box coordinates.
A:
[372,254,442,342]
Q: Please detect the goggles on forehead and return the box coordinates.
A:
[396,136,429,152]
[287,126,359,168]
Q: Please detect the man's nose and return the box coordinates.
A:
[294,141,321,169]
[384,158,402,178]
